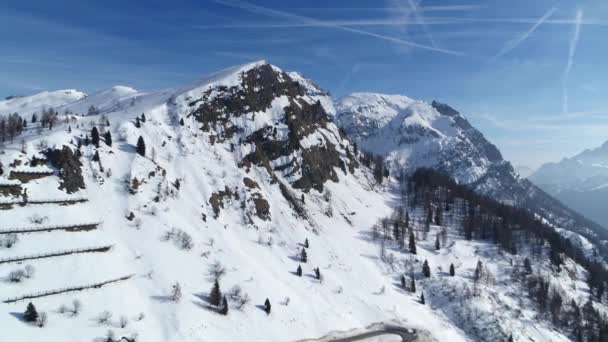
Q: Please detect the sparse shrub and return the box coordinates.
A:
[171,282,182,302]
[24,265,35,279]
[9,269,26,282]
[119,315,128,328]
[37,312,48,327]
[2,233,18,248]
[97,311,113,325]
[105,329,115,342]
[58,304,69,314]
[72,299,82,315]
[236,293,250,310]
[208,261,226,280]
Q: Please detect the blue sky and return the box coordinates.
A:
[1,0,608,168]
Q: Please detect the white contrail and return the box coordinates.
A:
[407,0,438,48]
[492,7,557,59]
[563,9,583,114]
[212,0,465,56]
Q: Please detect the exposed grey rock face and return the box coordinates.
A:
[185,63,355,195]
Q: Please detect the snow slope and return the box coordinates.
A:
[0,90,87,117]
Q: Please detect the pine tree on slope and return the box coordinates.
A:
[136,136,146,157]
[210,280,222,307]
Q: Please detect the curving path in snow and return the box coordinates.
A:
[327,326,417,342]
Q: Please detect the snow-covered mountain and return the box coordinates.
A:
[0,61,605,342]
[530,141,608,229]
[335,93,608,257]
[0,89,87,117]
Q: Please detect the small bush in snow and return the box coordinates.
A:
[37,312,48,328]
[97,311,113,325]
[72,299,82,315]
[136,312,145,321]
[208,261,226,280]
[280,297,290,306]
[171,282,182,302]
[233,293,250,310]
[24,265,35,278]
[105,329,116,342]
[58,304,69,314]
[8,269,26,282]
[163,228,194,250]
[28,214,48,225]
[119,315,128,328]
[228,285,242,300]
[2,233,18,248]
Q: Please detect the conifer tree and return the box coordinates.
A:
[507,335,513,342]
[300,248,307,263]
[314,267,321,280]
[24,302,38,322]
[409,233,417,255]
[393,220,400,242]
[179,118,184,126]
[410,276,416,293]
[422,259,431,278]
[449,263,455,277]
[104,131,112,147]
[135,117,141,128]
[400,275,406,289]
[420,292,425,305]
[435,234,440,250]
[474,260,483,281]
[304,238,309,248]
[264,298,271,315]
[92,151,100,162]
[210,279,222,307]
[91,127,100,147]
[136,136,146,157]
[296,264,302,277]
[140,113,146,122]
[84,135,90,146]
[220,295,228,315]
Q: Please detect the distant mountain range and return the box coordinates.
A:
[531,141,608,229]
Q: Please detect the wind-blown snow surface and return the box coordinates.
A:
[0,62,470,342]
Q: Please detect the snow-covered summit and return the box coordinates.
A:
[336,93,501,184]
